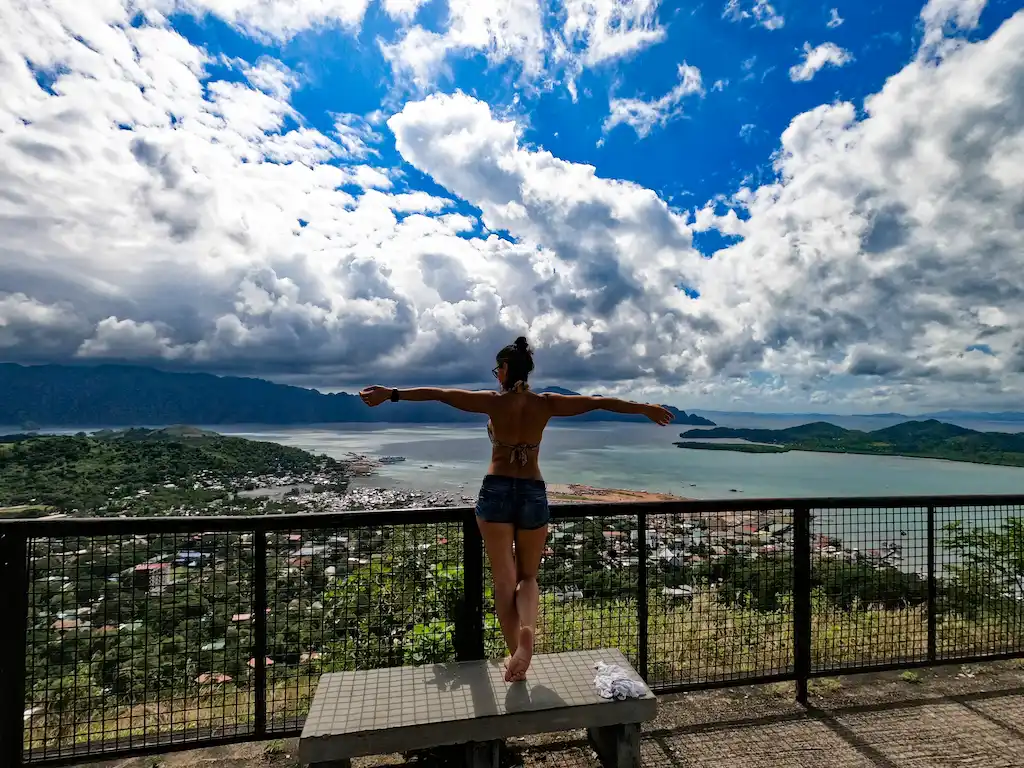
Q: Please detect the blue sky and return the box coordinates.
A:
[1,0,1023,412]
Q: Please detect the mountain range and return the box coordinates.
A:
[0,363,716,427]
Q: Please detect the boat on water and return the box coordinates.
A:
[378,456,406,464]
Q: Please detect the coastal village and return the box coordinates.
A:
[33,497,800,648]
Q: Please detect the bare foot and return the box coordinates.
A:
[506,627,534,682]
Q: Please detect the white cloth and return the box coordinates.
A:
[593,662,647,700]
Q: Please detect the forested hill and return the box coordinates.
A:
[0,428,348,511]
[0,363,715,427]
[678,420,1024,467]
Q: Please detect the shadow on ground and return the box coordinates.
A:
[79,661,1024,768]
[607,686,1022,768]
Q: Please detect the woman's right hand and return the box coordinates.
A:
[643,404,675,426]
[359,386,391,407]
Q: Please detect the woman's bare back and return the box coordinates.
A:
[486,391,551,480]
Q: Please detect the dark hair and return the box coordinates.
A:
[496,336,534,391]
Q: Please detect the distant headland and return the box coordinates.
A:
[675,420,1024,468]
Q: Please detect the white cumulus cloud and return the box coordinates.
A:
[699,10,1024,405]
[919,0,988,59]
[380,0,669,98]
[555,0,667,99]
[156,0,373,41]
[380,0,431,22]
[603,63,704,138]
[789,42,854,82]
[388,91,714,376]
[380,0,547,90]
[723,0,785,31]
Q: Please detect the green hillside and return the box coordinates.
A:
[0,429,349,512]
[677,419,1024,467]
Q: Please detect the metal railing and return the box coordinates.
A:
[0,493,1022,766]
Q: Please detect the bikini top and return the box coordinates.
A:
[487,381,539,467]
[487,421,540,466]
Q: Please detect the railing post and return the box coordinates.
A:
[927,505,937,663]
[636,511,649,682]
[0,532,29,768]
[792,504,812,706]
[253,528,268,737]
[457,512,486,661]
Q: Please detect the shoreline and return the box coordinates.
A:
[348,452,692,504]
[547,483,688,503]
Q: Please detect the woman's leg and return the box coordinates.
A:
[477,518,520,661]
[506,524,548,681]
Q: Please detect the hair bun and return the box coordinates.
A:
[513,336,530,354]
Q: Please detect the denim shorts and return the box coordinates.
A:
[475,474,550,530]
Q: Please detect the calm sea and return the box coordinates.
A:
[201,421,1024,499]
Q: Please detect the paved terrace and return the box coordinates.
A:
[81,660,1024,768]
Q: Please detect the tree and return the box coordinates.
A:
[32,662,103,741]
[942,517,1024,622]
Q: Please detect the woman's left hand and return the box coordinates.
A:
[359,386,391,407]
[642,404,675,426]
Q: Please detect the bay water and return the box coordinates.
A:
[212,421,1024,500]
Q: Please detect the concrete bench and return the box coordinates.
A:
[298,648,657,768]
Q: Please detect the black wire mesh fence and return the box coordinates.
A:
[1,495,1022,766]
[642,505,797,690]
[810,505,932,673]
[535,515,641,663]
[263,522,465,735]
[22,531,256,763]
[810,502,1024,676]
[934,503,1024,661]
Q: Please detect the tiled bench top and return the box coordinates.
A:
[298,648,657,763]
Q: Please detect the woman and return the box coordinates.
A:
[359,337,674,682]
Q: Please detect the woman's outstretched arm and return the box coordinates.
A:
[359,385,497,415]
[541,393,674,425]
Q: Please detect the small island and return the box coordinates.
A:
[675,441,789,454]
[675,419,1024,467]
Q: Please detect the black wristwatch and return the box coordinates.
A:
[390,389,400,402]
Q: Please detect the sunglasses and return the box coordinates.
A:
[492,366,501,379]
